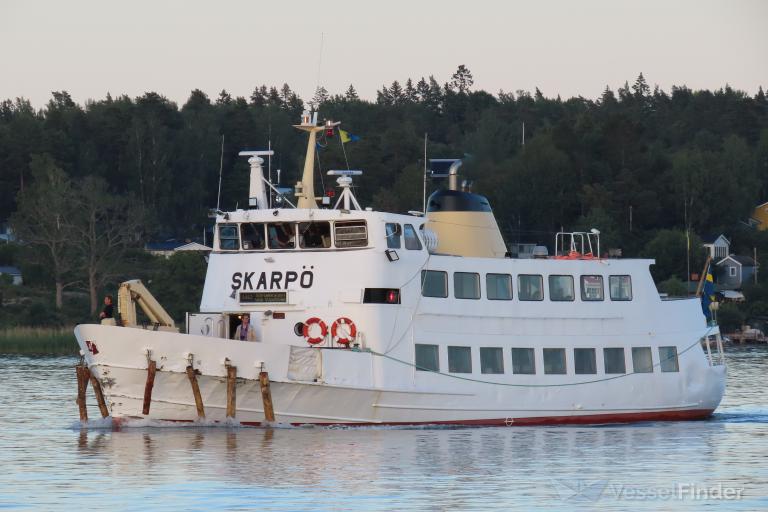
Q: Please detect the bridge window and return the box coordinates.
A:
[421,270,448,298]
[385,223,401,249]
[415,344,439,372]
[267,222,296,249]
[632,347,653,373]
[609,275,632,301]
[603,347,626,374]
[549,275,575,301]
[241,223,265,250]
[486,273,513,300]
[404,224,422,250]
[454,272,480,299]
[574,348,597,374]
[448,346,472,373]
[519,274,544,301]
[658,346,679,372]
[299,222,332,249]
[480,347,504,374]
[511,348,536,374]
[581,275,604,301]
[218,224,239,250]
[335,220,368,248]
[543,348,566,374]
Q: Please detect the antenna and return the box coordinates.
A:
[422,133,428,214]
[216,134,224,210]
[267,125,272,207]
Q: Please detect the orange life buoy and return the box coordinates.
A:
[331,317,357,346]
[302,317,328,345]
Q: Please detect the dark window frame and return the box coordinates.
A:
[658,346,680,373]
[609,275,633,301]
[415,344,439,372]
[543,348,567,375]
[480,347,505,374]
[574,348,597,375]
[403,224,422,250]
[218,223,240,251]
[580,275,605,301]
[298,221,332,249]
[632,346,654,373]
[385,223,402,249]
[421,270,448,298]
[511,347,536,375]
[448,346,473,374]
[603,347,626,374]
[486,273,513,300]
[454,272,481,300]
[519,274,544,301]
[549,275,575,302]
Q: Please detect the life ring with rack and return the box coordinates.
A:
[331,317,357,345]
[302,317,328,345]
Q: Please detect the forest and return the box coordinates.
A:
[1,66,767,329]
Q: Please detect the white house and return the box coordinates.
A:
[702,234,730,261]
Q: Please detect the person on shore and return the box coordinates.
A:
[233,313,258,341]
[99,295,116,326]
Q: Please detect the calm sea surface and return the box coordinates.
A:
[0,346,766,511]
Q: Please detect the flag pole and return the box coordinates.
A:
[696,255,712,297]
[422,133,428,214]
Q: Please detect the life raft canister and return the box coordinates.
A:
[302,317,328,345]
[331,317,357,346]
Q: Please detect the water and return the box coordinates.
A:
[0,348,766,511]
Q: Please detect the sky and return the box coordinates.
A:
[1,0,766,108]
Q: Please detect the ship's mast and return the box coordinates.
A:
[293,111,338,209]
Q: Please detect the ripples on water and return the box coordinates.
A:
[0,347,766,511]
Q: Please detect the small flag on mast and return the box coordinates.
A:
[339,129,360,144]
[701,263,716,321]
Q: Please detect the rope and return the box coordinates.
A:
[357,326,719,388]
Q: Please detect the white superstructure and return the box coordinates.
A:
[74,112,726,426]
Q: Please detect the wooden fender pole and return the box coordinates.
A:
[88,370,110,418]
[142,359,157,415]
[75,365,89,422]
[259,371,276,423]
[226,365,237,419]
[186,365,205,419]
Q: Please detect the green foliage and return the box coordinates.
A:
[148,252,207,323]
[717,303,745,332]
[657,276,687,297]
[641,230,706,282]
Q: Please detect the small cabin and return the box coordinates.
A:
[702,234,730,261]
[716,255,758,290]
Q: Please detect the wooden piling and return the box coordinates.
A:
[88,370,110,418]
[259,371,275,423]
[186,365,205,419]
[142,359,157,415]
[226,365,237,419]
[75,365,89,422]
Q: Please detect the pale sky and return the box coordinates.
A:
[1,0,766,108]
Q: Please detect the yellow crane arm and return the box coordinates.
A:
[117,279,178,331]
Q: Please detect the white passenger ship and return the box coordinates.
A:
[74,112,726,426]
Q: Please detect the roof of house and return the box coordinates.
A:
[0,266,21,275]
[175,242,212,252]
[701,233,730,245]
[716,255,757,267]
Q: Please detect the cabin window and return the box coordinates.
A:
[298,222,332,249]
[480,347,504,374]
[404,224,422,250]
[415,344,439,372]
[659,346,680,372]
[486,274,513,300]
[385,223,402,249]
[511,348,536,374]
[421,270,448,298]
[218,224,239,250]
[729,266,736,277]
[632,347,654,373]
[267,222,296,249]
[335,220,368,248]
[581,275,604,301]
[448,346,472,373]
[518,275,544,301]
[609,275,632,301]
[454,272,480,299]
[574,348,597,374]
[603,347,626,374]
[549,275,575,301]
[241,223,265,250]
[543,348,567,374]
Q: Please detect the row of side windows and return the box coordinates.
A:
[421,271,632,301]
[218,220,367,251]
[414,345,679,375]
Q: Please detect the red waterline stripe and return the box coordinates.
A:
[111,408,714,430]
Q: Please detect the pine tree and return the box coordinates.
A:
[535,87,544,101]
[376,84,393,106]
[416,77,430,103]
[449,64,474,94]
[404,78,417,103]
[310,86,329,109]
[756,86,766,103]
[267,87,281,107]
[344,84,359,101]
[216,89,232,105]
[600,85,617,105]
[632,73,651,98]
[279,83,293,108]
[389,80,404,105]
[250,85,267,107]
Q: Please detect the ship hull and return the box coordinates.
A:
[74,324,726,427]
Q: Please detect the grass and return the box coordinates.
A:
[0,327,79,355]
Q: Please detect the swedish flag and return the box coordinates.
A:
[701,263,715,320]
[339,129,360,144]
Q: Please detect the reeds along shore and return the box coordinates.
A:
[0,327,78,355]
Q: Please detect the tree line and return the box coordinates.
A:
[1,66,768,324]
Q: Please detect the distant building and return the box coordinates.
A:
[751,202,768,231]
[702,234,730,261]
[0,222,14,243]
[0,266,22,285]
[715,255,758,290]
[145,240,211,258]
